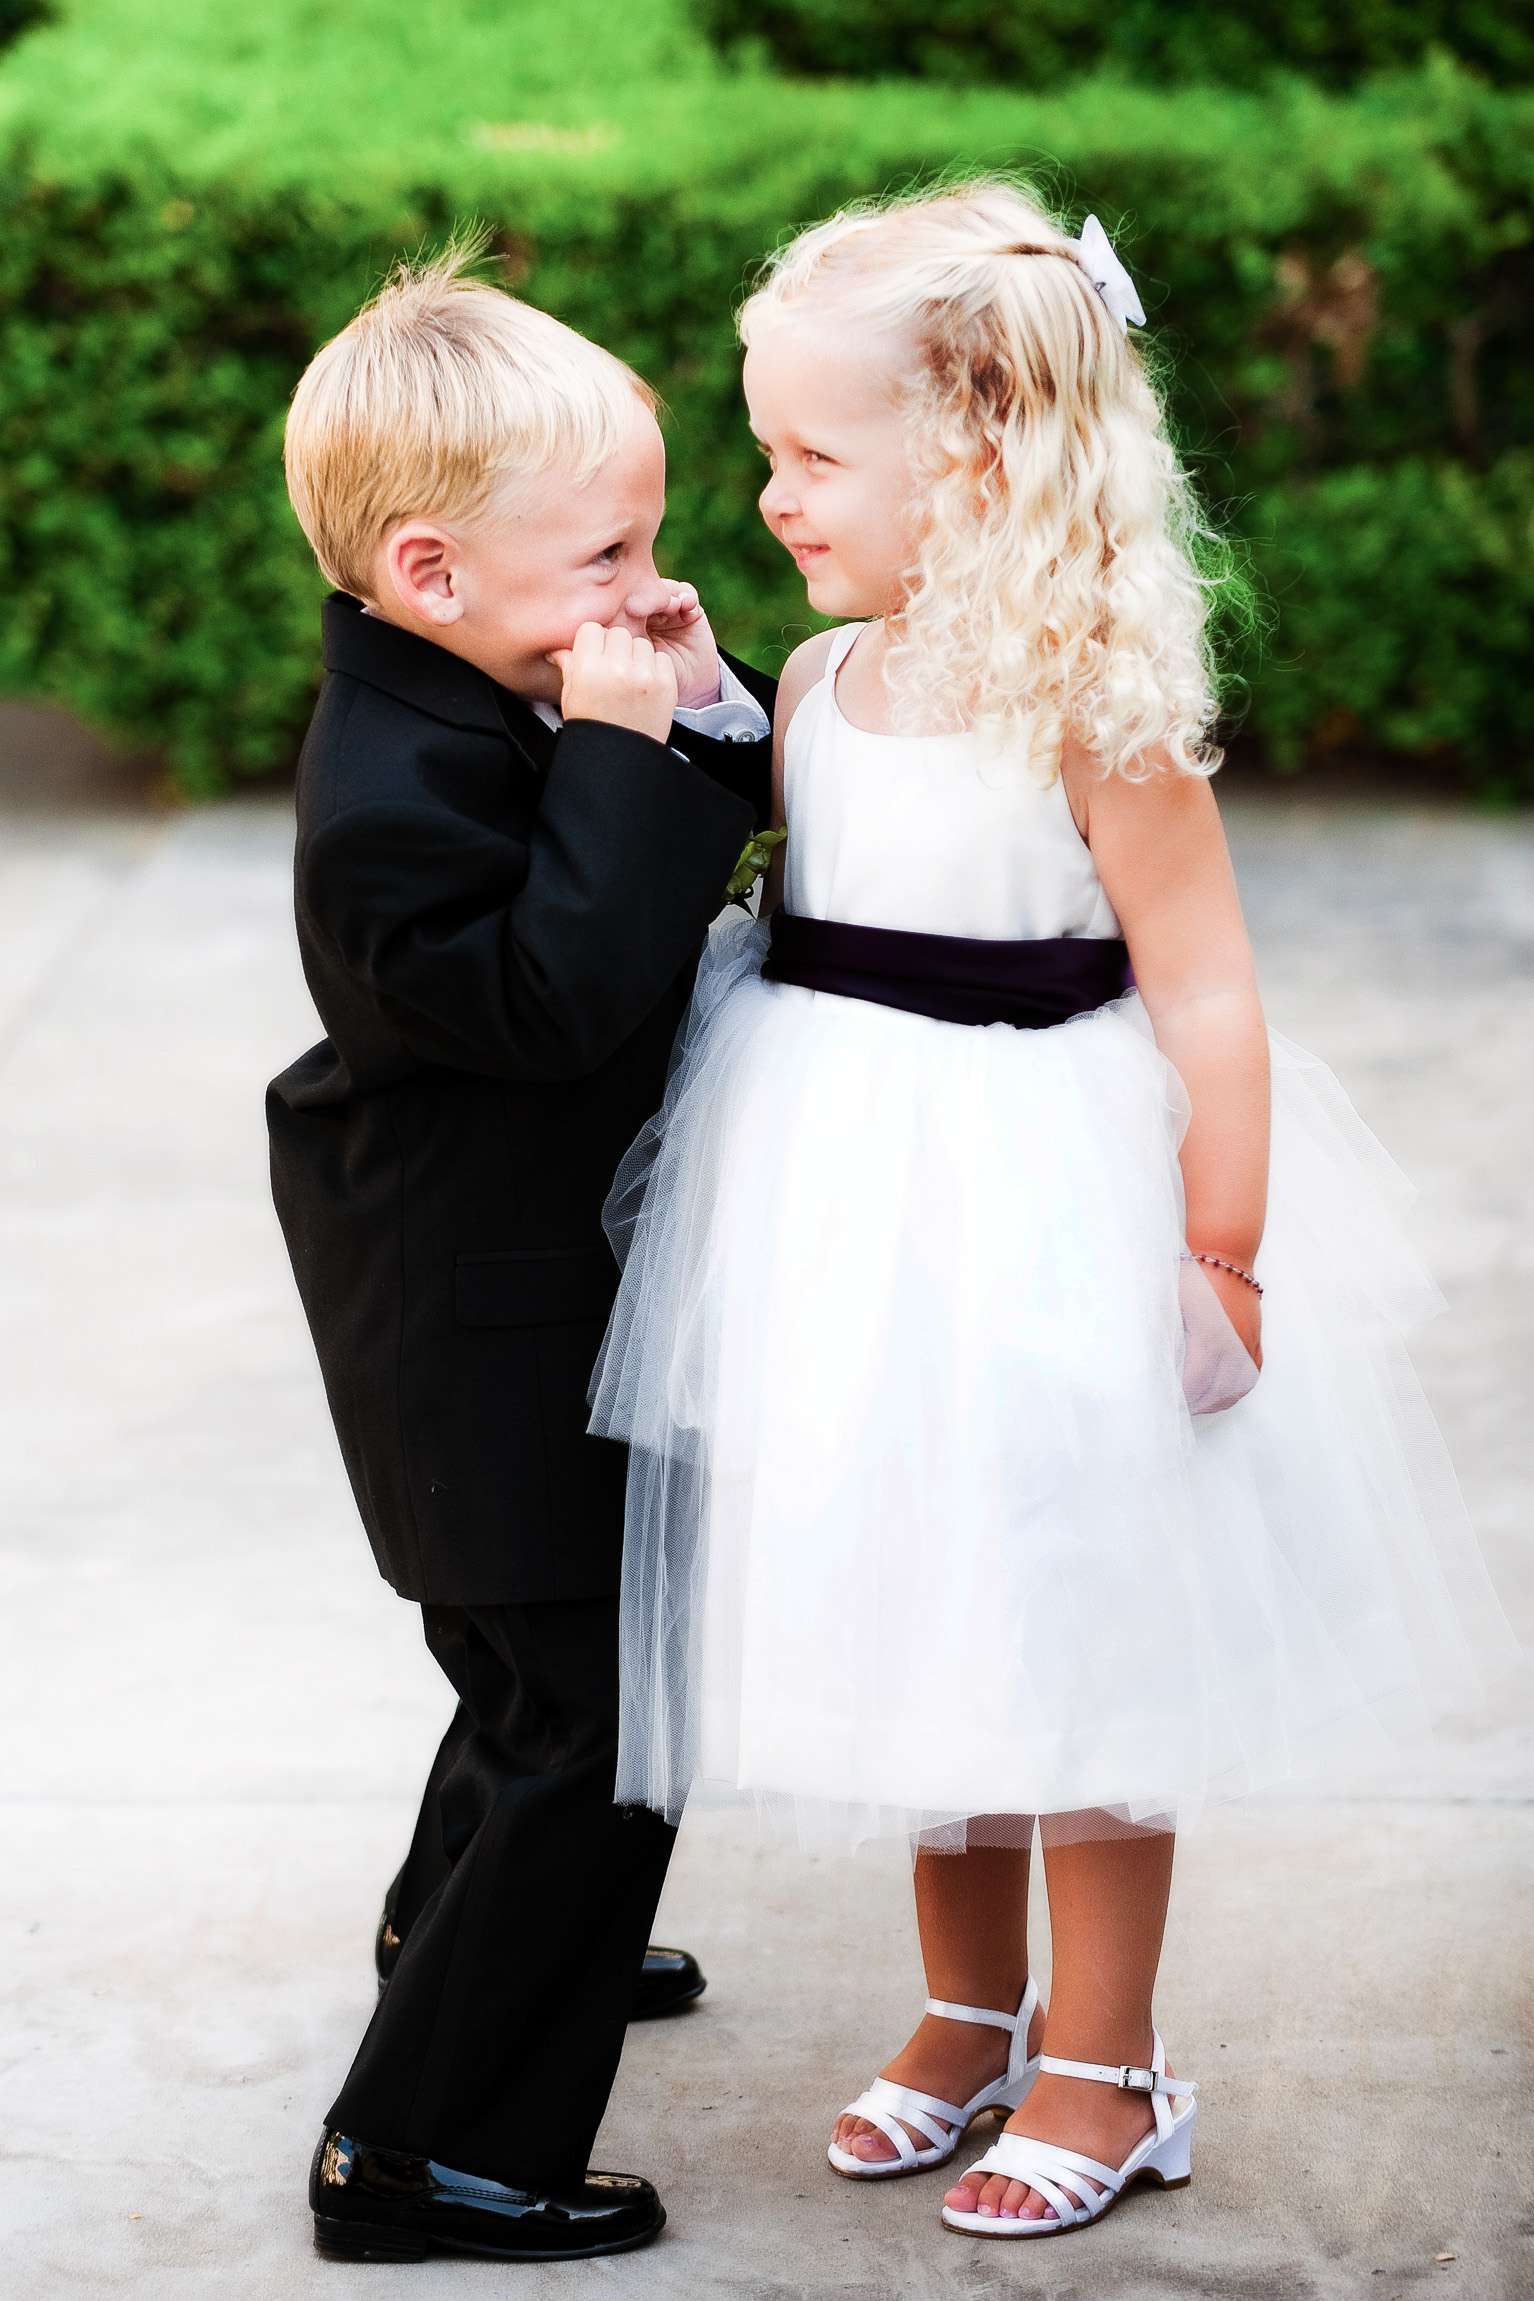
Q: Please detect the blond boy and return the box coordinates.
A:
[266,247,773,2263]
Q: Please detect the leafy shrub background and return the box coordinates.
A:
[0,3,48,57]
[0,1,1529,795]
[698,0,1534,95]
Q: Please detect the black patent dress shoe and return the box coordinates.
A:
[375,1901,706,2018]
[629,1942,707,2019]
[373,1900,404,1998]
[309,2130,665,2262]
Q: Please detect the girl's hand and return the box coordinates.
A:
[1198,1257,1263,1370]
[645,581,722,709]
[1179,1254,1262,1416]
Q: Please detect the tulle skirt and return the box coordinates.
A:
[587,914,1513,1854]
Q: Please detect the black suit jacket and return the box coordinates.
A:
[266,593,772,1604]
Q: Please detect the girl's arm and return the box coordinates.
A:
[758,629,838,917]
[1064,740,1271,1362]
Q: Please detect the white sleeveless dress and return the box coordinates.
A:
[588,623,1512,1852]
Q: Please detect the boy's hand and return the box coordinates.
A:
[644,582,722,710]
[547,622,678,744]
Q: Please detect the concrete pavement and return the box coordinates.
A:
[1,709,1529,2298]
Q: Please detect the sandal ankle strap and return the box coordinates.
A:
[924,1998,1015,2032]
[924,1974,1038,2036]
[1038,2051,1196,2099]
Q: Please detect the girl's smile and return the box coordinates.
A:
[743,320,917,618]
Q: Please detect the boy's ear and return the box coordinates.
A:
[383,523,463,627]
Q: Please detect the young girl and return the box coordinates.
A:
[587,179,1512,2240]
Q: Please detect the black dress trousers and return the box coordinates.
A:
[384,1701,468,1939]
[327,1597,676,2186]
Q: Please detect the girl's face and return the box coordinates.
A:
[743,320,918,620]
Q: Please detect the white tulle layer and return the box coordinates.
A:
[588,914,1514,1854]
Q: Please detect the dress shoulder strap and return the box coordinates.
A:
[824,622,865,679]
[788,622,864,750]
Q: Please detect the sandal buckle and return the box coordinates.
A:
[1117,2065,1156,2094]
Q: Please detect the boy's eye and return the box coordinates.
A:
[594,543,623,564]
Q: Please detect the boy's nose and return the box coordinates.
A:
[759,477,798,524]
[621,572,671,627]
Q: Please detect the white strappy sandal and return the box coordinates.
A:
[826,1977,1042,2180]
[940,2026,1196,2237]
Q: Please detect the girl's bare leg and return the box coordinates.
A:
[832,1830,1043,2164]
[944,1821,1176,2221]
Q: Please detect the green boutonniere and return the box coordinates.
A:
[726,827,787,909]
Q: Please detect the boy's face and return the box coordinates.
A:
[743,320,918,621]
[370,404,677,701]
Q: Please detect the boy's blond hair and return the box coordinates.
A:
[284,234,657,597]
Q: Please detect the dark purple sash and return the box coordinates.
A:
[762,910,1133,1029]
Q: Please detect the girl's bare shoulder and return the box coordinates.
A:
[1060,731,1216,846]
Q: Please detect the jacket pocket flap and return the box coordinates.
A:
[455,1246,617,1329]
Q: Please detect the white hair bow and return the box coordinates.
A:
[1074,214,1146,333]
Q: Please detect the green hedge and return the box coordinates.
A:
[0,4,48,55]
[698,0,1534,94]
[0,11,1530,794]
[1252,453,1534,798]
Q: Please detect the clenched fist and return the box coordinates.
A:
[640,582,721,710]
[546,622,678,744]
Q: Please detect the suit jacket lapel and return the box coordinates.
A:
[321,590,556,786]
[491,687,558,774]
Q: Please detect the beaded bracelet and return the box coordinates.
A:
[1185,1248,1263,1297]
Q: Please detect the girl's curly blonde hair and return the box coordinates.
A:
[739,175,1230,783]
